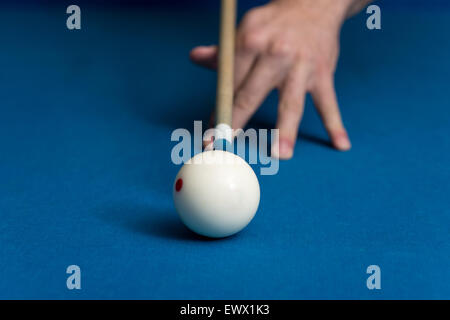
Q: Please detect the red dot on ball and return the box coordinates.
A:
[175,178,183,192]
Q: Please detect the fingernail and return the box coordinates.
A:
[272,139,294,160]
[204,141,214,151]
[203,136,214,151]
[334,132,351,151]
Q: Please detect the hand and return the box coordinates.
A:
[191,0,363,159]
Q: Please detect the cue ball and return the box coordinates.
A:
[173,150,260,238]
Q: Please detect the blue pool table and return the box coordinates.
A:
[0,1,449,299]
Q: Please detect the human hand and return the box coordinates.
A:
[191,0,365,159]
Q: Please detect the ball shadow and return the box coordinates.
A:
[98,204,230,242]
[130,211,223,242]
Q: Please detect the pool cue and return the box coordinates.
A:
[215,0,237,141]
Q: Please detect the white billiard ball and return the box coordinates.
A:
[173,150,260,238]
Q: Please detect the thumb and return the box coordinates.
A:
[190,45,218,70]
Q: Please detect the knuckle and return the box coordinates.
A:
[234,92,255,113]
[279,99,301,115]
[316,57,334,72]
[240,30,266,52]
[268,40,294,58]
[316,66,332,80]
[314,63,334,84]
[295,49,314,64]
[279,102,296,114]
[241,9,262,29]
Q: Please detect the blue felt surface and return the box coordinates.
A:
[0,3,449,299]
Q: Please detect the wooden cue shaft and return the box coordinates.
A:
[215,0,237,127]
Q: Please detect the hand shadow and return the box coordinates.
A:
[248,118,333,150]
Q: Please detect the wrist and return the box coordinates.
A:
[346,0,373,17]
[273,0,357,26]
